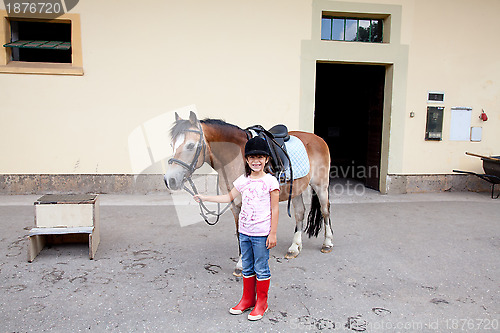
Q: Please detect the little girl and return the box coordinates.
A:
[194,137,280,321]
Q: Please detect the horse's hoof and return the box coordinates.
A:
[285,251,299,259]
[321,245,333,253]
[233,268,243,277]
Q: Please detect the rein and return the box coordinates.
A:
[168,123,234,225]
[180,176,234,226]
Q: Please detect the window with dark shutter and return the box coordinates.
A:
[4,20,72,63]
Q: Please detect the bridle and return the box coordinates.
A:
[167,122,234,225]
[167,123,206,178]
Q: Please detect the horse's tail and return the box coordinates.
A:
[304,187,323,238]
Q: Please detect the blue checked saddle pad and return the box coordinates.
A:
[283,135,310,181]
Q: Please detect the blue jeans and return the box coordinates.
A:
[239,233,271,280]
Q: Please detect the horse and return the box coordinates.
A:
[164,111,333,276]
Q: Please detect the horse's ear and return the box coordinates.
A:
[189,111,198,124]
[175,112,181,121]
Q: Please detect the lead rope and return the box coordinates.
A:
[183,176,234,226]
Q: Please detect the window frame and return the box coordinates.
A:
[321,11,390,43]
[0,10,83,75]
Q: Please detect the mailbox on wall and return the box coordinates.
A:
[425,106,444,141]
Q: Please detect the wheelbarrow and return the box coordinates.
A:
[453,152,500,199]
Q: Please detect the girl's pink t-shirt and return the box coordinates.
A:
[233,173,280,236]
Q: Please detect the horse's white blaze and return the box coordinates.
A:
[173,134,185,152]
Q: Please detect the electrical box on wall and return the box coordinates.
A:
[471,127,482,142]
[425,106,444,141]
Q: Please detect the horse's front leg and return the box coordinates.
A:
[233,232,243,276]
[234,254,243,277]
[231,205,244,276]
[285,194,305,259]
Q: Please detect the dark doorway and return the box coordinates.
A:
[314,62,385,190]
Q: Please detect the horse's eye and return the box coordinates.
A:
[186,143,196,150]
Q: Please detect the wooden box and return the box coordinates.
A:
[28,194,100,262]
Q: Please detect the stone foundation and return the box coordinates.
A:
[0,173,494,195]
[0,174,217,195]
[386,174,493,194]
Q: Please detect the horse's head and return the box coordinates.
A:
[164,111,206,190]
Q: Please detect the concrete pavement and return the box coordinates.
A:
[0,188,499,332]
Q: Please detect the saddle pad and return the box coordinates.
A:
[284,135,310,180]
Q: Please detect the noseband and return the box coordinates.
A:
[167,123,233,225]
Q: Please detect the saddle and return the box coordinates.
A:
[246,124,291,184]
[246,124,294,217]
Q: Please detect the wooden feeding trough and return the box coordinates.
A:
[28,194,100,262]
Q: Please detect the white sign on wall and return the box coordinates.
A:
[449,107,472,141]
[470,127,482,142]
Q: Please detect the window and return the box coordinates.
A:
[5,20,72,63]
[0,10,83,75]
[322,17,383,43]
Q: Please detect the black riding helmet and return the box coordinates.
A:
[245,137,270,157]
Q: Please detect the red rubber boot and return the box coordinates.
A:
[229,275,256,314]
[248,278,270,321]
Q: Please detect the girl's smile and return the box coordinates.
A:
[247,155,268,173]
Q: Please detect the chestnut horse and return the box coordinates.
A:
[164,111,333,276]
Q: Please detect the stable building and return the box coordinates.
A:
[1,0,499,194]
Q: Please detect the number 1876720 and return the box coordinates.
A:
[6,2,62,14]
[444,318,498,331]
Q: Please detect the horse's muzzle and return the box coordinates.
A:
[164,175,174,190]
[164,174,183,191]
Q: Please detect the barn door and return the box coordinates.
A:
[314,62,385,191]
[364,66,385,190]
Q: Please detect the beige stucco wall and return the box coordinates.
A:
[402,0,500,175]
[0,0,311,174]
[1,0,499,187]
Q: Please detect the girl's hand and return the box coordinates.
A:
[193,194,203,203]
[266,233,277,249]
